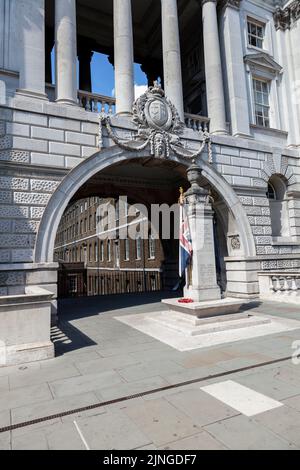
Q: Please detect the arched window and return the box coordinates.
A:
[136,237,142,260]
[100,241,104,261]
[95,242,98,262]
[124,238,130,261]
[148,233,155,259]
[267,182,276,200]
[107,240,111,262]
[267,175,290,238]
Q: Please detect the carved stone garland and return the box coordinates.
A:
[99,82,212,163]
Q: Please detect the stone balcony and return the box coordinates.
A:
[46,84,210,133]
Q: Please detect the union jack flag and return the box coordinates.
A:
[179,196,193,277]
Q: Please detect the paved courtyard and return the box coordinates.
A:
[0,293,300,450]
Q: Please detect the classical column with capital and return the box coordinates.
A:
[55,0,78,105]
[202,0,227,134]
[17,0,47,100]
[161,0,184,121]
[113,0,135,114]
[219,1,250,137]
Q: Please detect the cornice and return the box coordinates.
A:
[218,0,241,10]
[274,0,300,31]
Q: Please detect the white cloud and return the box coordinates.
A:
[111,84,147,100]
[134,84,147,99]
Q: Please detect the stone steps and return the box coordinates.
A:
[150,311,271,337]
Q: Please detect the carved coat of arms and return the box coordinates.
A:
[99,82,211,162]
[132,82,184,158]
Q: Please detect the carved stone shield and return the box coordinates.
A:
[149,100,168,126]
[145,97,172,130]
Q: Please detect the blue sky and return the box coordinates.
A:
[91,53,148,96]
[51,50,148,97]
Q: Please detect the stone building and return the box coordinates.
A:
[54,196,165,297]
[0,0,300,365]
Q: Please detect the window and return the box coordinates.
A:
[253,78,270,128]
[107,240,111,261]
[136,237,142,260]
[124,238,130,261]
[148,234,155,259]
[100,241,104,261]
[95,242,98,262]
[247,19,264,49]
[267,183,276,200]
[68,275,77,293]
[267,176,290,238]
[89,244,92,262]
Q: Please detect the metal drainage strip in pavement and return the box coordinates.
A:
[0,354,294,434]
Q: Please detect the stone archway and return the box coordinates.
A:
[34,145,256,264]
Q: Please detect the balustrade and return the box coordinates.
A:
[258,271,300,304]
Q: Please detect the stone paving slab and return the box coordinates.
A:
[12,421,87,450]
[118,359,186,383]
[49,370,124,398]
[163,364,225,385]
[8,362,81,390]
[75,354,142,375]
[253,405,300,448]
[0,375,9,392]
[0,383,52,413]
[283,394,300,412]
[75,409,152,450]
[0,410,11,428]
[96,375,170,401]
[11,391,100,429]
[234,369,300,401]
[164,388,239,427]
[203,414,298,450]
[159,430,227,450]
[0,432,11,450]
[121,397,201,447]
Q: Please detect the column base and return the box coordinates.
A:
[16,89,49,101]
[0,286,54,367]
[232,132,254,139]
[210,129,228,136]
[55,98,78,106]
[1,342,54,367]
[184,285,221,302]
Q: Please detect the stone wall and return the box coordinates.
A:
[0,100,300,297]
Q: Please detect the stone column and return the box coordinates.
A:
[17,0,47,99]
[289,22,300,146]
[202,0,227,134]
[113,0,134,114]
[220,1,250,137]
[161,0,184,121]
[184,164,221,302]
[55,0,77,105]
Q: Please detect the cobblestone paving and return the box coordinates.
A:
[0,293,300,450]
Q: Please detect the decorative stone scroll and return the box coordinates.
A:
[274,1,300,31]
[99,82,212,163]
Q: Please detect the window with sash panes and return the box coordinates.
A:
[253,78,270,128]
[247,19,264,49]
